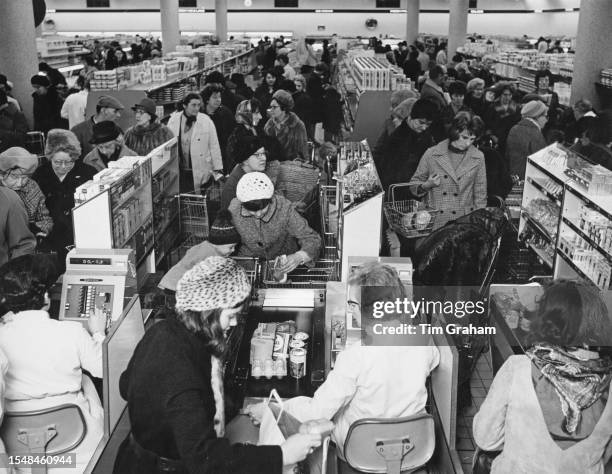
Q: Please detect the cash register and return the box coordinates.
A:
[59,248,137,328]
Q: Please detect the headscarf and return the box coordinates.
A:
[527,343,612,434]
[235,99,256,128]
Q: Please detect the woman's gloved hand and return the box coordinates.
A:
[281,433,322,466]
[423,173,441,190]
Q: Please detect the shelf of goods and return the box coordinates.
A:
[342,50,412,92]
[72,154,155,288]
[329,141,384,281]
[37,36,91,69]
[490,51,573,106]
[519,143,612,290]
[150,139,180,268]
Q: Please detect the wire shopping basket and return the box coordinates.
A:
[383,183,442,239]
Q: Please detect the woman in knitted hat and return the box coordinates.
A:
[115,256,322,473]
[32,129,96,260]
[505,100,548,179]
[264,89,310,162]
[229,172,321,273]
[158,210,240,292]
[226,98,263,172]
[0,147,53,235]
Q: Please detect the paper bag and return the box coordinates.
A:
[257,391,331,474]
[258,390,302,474]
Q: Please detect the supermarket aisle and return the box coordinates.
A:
[457,351,494,474]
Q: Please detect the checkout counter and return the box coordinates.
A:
[81,140,463,472]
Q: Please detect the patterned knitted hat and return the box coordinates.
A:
[236,172,274,203]
[209,210,241,246]
[175,256,251,312]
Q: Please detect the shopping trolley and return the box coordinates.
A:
[166,193,209,268]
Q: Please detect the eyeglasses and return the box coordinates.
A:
[252,152,267,159]
[347,300,360,313]
[51,160,74,168]
[268,105,280,110]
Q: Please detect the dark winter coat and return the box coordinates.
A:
[484,101,521,154]
[114,316,283,474]
[264,112,309,162]
[292,91,315,136]
[402,58,422,84]
[71,116,97,158]
[480,144,513,199]
[206,105,236,173]
[375,120,435,195]
[0,104,28,152]
[505,118,547,179]
[254,84,276,114]
[32,161,96,252]
[32,88,66,133]
[124,121,174,156]
[83,143,137,171]
[321,87,343,136]
[420,79,447,112]
[465,94,488,120]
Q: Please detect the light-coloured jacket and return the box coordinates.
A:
[167,112,223,192]
[409,139,487,230]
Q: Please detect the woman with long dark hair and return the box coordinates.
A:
[114,256,321,473]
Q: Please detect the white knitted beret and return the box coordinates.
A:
[175,256,251,312]
[236,172,274,203]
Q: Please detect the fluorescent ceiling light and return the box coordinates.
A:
[470,9,484,14]
[534,9,543,13]
[565,8,573,12]
[390,9,407,13]
[316,9,333,13]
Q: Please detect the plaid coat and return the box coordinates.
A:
[409,140,487,230]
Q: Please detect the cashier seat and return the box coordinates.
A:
[338,413,435,474]
[0,404,86,474]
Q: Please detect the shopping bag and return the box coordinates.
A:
[257,390,331,474]
[258,390,302,474]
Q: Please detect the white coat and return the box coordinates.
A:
[167,112,223,192]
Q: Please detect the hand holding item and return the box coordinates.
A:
[423,173,441,190]
[243,402,266,425]
[298,419,334,437]
[281,433,322,465]
[277,253,303,274]
[88,306,107,336]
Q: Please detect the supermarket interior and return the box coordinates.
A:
[0,1,612,473]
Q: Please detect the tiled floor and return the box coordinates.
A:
[456,350,494,474]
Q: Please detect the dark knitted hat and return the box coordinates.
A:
[30,74,51,87]
[209,210,240,246]
[234,135,263,164]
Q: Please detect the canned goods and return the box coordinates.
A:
[289,339,305,349]
[289,348,307,379]
[293,332,309,343]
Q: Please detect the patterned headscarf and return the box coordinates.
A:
[235,99,257,128]
[527,343,612,434]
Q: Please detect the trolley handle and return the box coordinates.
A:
[387,182,420,204]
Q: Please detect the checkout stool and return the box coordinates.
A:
[339,413,435,474]
[0,404,86,474]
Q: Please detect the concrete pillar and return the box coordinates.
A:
[0,0,39,126]
[215,0,228,43]
[571,0,612,108]
[160,0,180,55]
[406,0,420,46]
[447,0,469,65]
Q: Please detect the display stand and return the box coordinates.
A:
[519,143,612,290]
[150,138,180,268]
[333,141,384,282]
[72,156,154,287]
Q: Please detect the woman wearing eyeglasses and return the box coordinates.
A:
[220,135,279,212]
[32,129,95,261]
[228,172,321,274]
[408,112,487,232]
